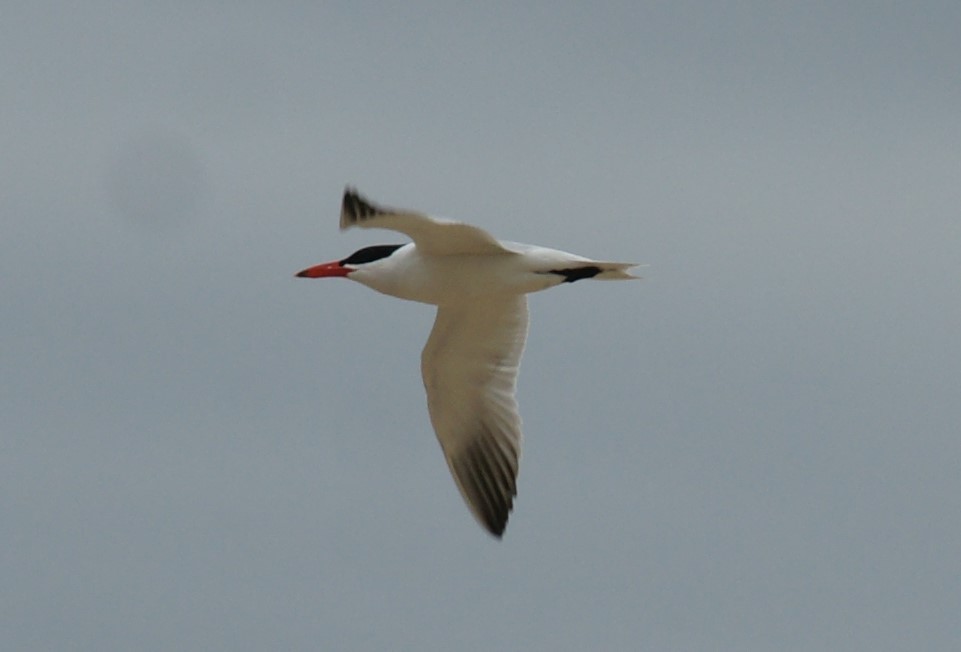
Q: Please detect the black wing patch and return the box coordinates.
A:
[549,266,602,283]
[339,244,404,266]
[450,430,518,538]
[342,187,390,227]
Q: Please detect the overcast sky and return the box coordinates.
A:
[3,2,960,650]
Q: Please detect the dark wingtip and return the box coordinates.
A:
[481,506,509,538]
[479,497,512,539]
[341,186,360,222]
[341,186,382,225]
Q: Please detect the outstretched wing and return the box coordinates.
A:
[420,295,529,537]
[340,187,512,256]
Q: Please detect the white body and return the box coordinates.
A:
[351,241,602,304]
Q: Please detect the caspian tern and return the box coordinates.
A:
[297,188,637,537]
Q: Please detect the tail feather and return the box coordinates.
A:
[548,262,642,283]
[595,262,643,280]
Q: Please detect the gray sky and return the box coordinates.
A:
[3,2,960,650]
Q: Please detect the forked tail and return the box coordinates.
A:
[549,262,641,282]
[594,262,642,280]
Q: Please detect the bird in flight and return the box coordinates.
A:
[297,188,638,537]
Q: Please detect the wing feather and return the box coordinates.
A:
[421,295,528,537]
[341,187,512,256]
